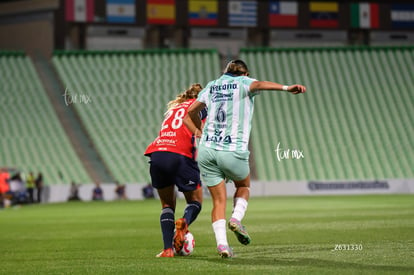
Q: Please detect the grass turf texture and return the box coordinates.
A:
[0,195,413,274]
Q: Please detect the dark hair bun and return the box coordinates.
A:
[224,60,249,76]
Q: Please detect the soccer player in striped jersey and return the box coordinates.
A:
[145,83,207,258]
[184,60,306,258]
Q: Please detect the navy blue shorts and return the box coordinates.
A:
[148,151,202,192]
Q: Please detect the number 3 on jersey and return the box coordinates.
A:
[161,108,185,130]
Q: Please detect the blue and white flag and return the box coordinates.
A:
[228,0,257,27]
[106,0,135,23]
[391,4,414,29]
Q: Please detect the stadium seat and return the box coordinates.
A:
[241,46,414,181]
[53,49,220,183]
[0,53,92,184]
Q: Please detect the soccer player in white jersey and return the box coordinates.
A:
[184,60,306,258]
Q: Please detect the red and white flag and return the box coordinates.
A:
[65,0,94,22]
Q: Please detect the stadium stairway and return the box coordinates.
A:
[32,55,114,183]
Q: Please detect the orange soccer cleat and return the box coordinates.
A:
[155,248,174,258]
[173,218,188,254]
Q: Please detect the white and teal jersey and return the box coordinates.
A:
[197,73,260,151]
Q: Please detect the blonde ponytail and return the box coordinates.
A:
[167,83,203,110]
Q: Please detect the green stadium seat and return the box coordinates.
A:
[241,46,414,181]
[0,53,92,184]
[52,49,220,183]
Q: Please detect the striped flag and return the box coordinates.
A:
[228,0,257,27]
[391,4,414,29]
[65,0,94,22]
[269,1,298,27]
[106,0,135,23]
[351,3,379,29]
[309,1,338,28]
[189,0,218,26]
[147,0,176,25]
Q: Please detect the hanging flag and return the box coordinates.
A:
[351,3,379,29]
[391,4,414,29]
[269,1,298,27]
[106,0,135,23]
[66,0,94,22]
[189,0,218,26]
[309,1,338,28]
[228,0,257,27]
[147,0,176,25]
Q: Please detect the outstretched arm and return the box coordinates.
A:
[184,101,206,138]
[250,81,306,94]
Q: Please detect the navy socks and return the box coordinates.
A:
[183,201,202,226]
[160,207,175,249]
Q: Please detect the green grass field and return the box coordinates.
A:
[1,195,413,274]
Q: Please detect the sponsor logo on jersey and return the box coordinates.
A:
[209,83,237,92]
[156,138,176,145]
[212,93,233,102]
